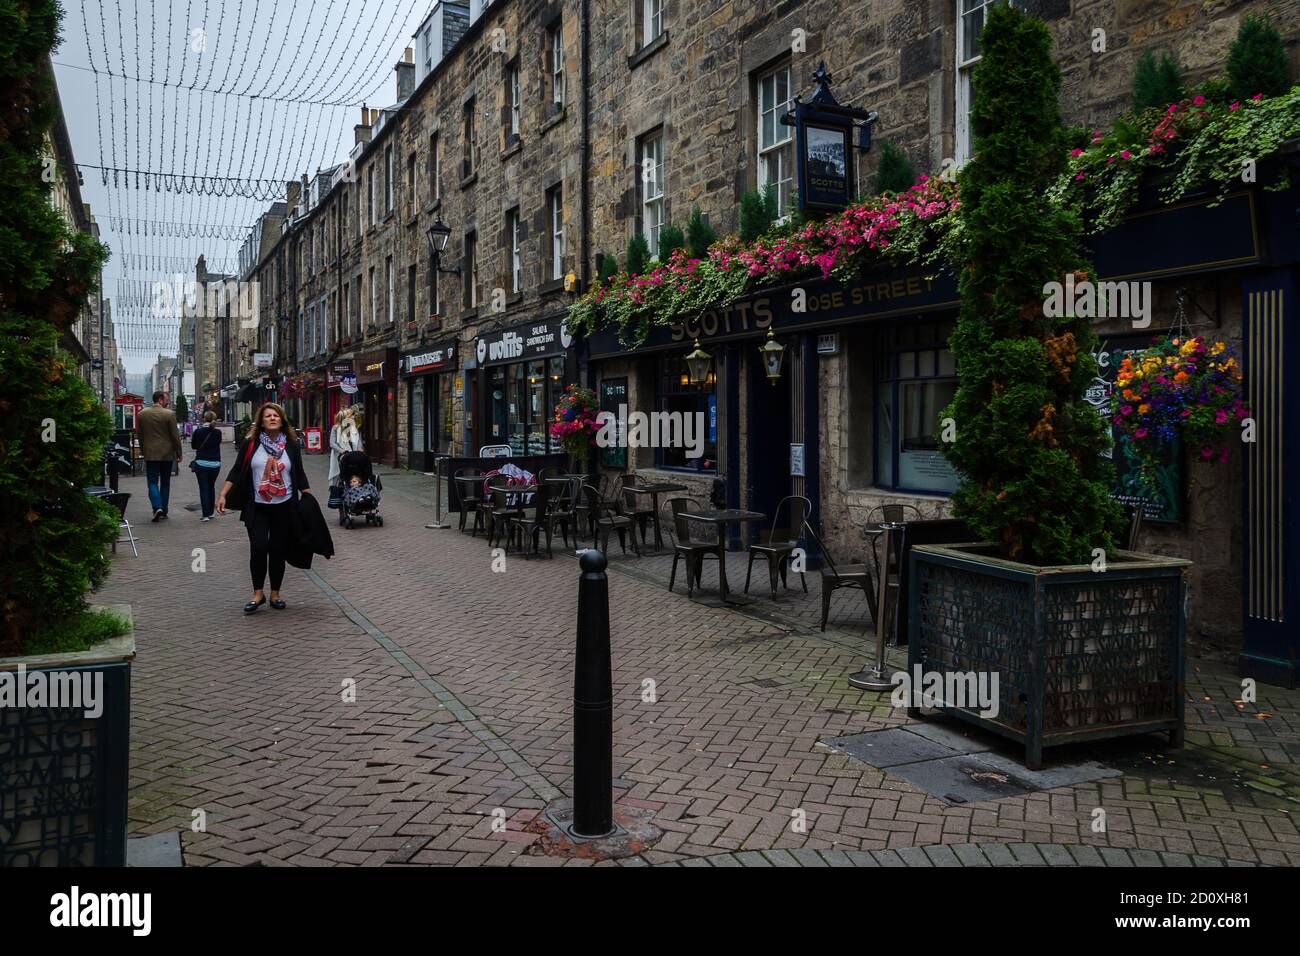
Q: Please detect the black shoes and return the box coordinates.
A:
[152,510,162,522]
[269,597,286,610]
[243,595,267,614]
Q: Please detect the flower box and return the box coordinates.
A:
[907,544,1190,769]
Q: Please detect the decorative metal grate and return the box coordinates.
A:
[0,663,129,867]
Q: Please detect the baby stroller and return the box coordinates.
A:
[337,450,384,528]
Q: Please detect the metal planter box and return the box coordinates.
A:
[908,544,1190,769]
[0,606,134,866]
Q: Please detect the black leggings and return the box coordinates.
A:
[247,501,293,590]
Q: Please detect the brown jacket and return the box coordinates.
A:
[137,405,182,461]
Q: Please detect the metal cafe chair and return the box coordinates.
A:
[801,520,876,632]
[545,476,581,548]
[453,468,485,535]
[582,483,641,557]
[509,480,553,558]
[575,472,610,539]
[864,502,923,592]
[666,497,725,598]
[486,477,524,549]
[745,495,812,600]
[106,492,139,557]
[620,472,656,548]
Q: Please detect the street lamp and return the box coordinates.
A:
[684,338,712,387]
[425,219,461,276]
[759,328,786,384]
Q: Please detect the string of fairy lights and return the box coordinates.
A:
[61,0,429,363]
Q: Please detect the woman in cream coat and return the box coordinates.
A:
[328,409,363,495]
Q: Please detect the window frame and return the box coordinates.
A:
[874,319,960,494]
[955,0,1023,165]
[756,63,794,219]
[639,133,665,257]
[654,354,717,474]
[386,255,394,326]
[507,61,521,140]
[429,133,440,202]
[385,145,394,213]
[549,25,565,107]
[548,187,564,281]
[463,231,478,308]
[642,0,663,49]
[507,207,522,294]
[463,99,476,178]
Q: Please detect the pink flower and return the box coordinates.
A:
[1200,446,1215,461]
[1166,104,1178,114]
[1218,448,1230,464]
[1135,427,1148,439]
[1070,148,1084,157]
[1251,93,1263,101]
[1120,405,1133,416]
[1120,150,1133,160]
[1075,172,1086,181]
[1193,95,1205,106]
[1229,101,1240,111]
[1215,409,1228,424]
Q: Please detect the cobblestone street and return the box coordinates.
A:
[96,455,1300,867]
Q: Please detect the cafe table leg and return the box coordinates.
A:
[650,492,664,551]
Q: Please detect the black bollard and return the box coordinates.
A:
[572,549,614,837]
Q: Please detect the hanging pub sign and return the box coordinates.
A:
[787,62,877,214]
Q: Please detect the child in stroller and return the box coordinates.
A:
[337,450,383,528]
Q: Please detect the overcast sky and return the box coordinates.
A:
[55,0,433,372]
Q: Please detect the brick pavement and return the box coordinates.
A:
[94,453,1300,866]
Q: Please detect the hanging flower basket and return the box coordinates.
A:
[551,384,599,466]
[1110,335,1249,484]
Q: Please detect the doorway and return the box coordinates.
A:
[747,350,794,543]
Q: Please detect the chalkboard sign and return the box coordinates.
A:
[1086,335,1184,524]
[599,378,628,469]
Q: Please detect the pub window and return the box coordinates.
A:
[506,61,521,143]
[463,231,478,308]
[385,145,394,213]
[548,187,564,281]
[641,0,663,48]
[462,98,476,178]
[386,255,394,325]
[548,24,565,108]
[757,63,794,218]
[408,263,416,325]
[656,355,717,473]
[428,133,440,202]
[639,132,665,257]
[956,0,1024,165]
[875,319,960,493]
[507,207,521,293]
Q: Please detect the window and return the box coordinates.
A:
[428,248,439,316]
[319,296,327,353]
[656,355,717,472]
[407,152,416,216]
[875,320,960,492]
[385,146,394,213]
[757,64,794,218]
[462,99,476,178]
[369,266,377,328]
[367,167,375,226]
[642,0,663,47]
[639,133,665,256]
[408,263,416,324]
[429,133,440,202]
[463,231,477,308]
[297,309,305,360]
[956,0,1024,164]
[386,256,394,325]
[506,62,521,142]
[548,187,564,281]
[507,208,521,293]
[549,24,565,107]
[343,280,350,339]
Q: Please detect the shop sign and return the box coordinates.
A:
[476,318,567,367]
[356,349,396,386]
[254,352,273,369]
[327,360,354,387]
[598,378,628,469]
[790,443,806,478]
[340,374,357,395]
[816,333,840,355]
[790,62,875,213]
[401,341,458,376]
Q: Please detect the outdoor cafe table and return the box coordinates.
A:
[679,508,767,604]
[623,481,688,551]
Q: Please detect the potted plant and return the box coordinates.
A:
[1,1,134,865]
[551,384,599,473]
[909,5,1191,769]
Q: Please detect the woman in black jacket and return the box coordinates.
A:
[190,411,223,520]
[215,402,313,613]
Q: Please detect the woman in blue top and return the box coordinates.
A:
[190,411,223,520]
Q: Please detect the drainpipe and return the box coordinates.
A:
[579,0,591,389]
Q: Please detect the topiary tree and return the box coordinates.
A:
[1,0,117,655]
[625,233,650,276]
[1132,49,1185,113]
[685,207,716,258]
[739,184,778,241]
[656,224,685,261]
[174,393,189,423]
[940,3,1122,565]
[597,251,619,283]
[1227,13,1291,100]
[874,140,916,195]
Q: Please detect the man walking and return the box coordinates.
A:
[138,391,183,521]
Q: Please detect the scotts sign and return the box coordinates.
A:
[475,318,571,366]
[400,341,457,376]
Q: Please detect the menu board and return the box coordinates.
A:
[599,378,628,469]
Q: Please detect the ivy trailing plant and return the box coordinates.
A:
[939,3,1122,565]
[1,0,118,655]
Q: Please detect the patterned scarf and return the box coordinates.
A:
[257,432,288,501]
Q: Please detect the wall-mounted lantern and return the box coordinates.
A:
[759,328,786,383]
[684,338,712,387]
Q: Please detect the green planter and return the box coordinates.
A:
[0,605,134,866]
[908,544,1190,769]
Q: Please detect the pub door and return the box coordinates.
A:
[746,348,794,547]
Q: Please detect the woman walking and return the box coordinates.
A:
[328,408,363,503]
[190,411,223,520]
[215,402,313,614]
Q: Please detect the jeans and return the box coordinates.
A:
[247,501,293,591]
[145,460,173,513]
[195,465,219,517]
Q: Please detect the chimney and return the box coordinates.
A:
[355,105,372,145]
[396,50,415,101]
[286,179,302,215]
